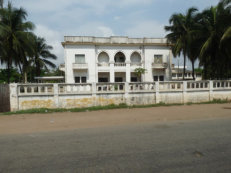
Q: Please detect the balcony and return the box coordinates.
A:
[152,63,168,69]
[72,63,88,69]
[131,62,142,67]
[98,62,109,67]
[114,62,126,67]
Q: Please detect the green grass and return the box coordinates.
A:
[1,99,230,116]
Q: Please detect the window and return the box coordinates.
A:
[81,77,86,83]
[159,76,164,81]
[131,77,138,82]
[153,76,164,81]
[115,77,123,82]
[172,73,177,77]
[154,76,158,81]
[75,54,85,63]
[178,73,182,77]
[98,78,108,83]
[154,55,163,64]
[75,76,87,83]
[75,77,80,83]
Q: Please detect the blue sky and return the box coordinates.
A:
[5,0,218,68]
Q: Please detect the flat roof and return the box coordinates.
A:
[62,36,170,47]
[34,76,64,80]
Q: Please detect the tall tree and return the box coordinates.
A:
[199,0,231,79]
[0,2,34,83]
[32,36,57,77]
[0,0,3,9]
[165,7,198,80]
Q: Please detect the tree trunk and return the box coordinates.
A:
[192,60,195,80]
[24,72,27,83]
[183,54,186,80]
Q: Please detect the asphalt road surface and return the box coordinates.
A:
[0,117,231,172]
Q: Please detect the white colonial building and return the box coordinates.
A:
[61,36,173,83]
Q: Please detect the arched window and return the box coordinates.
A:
[98,52,109,66]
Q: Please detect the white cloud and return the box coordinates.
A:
[97,26,114,37]
[125,20,166,38]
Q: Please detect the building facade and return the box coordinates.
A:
[61,36,173,83]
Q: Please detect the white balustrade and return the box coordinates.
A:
[58,84,92,94]
[18,84,54,96]
[96,83,125,93]
[213,81,231,89]
[131,62,142,67]
[129,82,155,92]
[187,81,209,90]
[159,82,183,91]
[98,62,109,67]
[114,62,126,67]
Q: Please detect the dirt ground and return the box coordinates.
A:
[0,103,231,135]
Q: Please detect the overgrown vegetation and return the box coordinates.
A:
[2,99,230,115]
[165,0,231,80]
[0,2,57,83]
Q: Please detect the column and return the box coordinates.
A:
[126,61,131,82]
[110,61,114,82]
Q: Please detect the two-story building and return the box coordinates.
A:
[61,36,173,83]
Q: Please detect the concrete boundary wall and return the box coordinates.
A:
[9,81,231,111]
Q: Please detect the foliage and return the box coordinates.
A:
[134,68,146,81]
[165,7,199,80]
[165,0,231,80]
[0,68,21,83]
[0,2,57,83]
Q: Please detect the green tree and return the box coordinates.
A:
[0,68,21,83]
[32,36,57,77]
[165,7,198,80]
[199,0,231,79]
[134,68,146,82]
[0,2,34,83]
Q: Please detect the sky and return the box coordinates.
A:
[3,0,219,69]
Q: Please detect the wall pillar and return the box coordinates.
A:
[209,80,213,101]
[10,83,18,111]
[155,81,160,103]
[53,84,59,108]
[183,81,187,103]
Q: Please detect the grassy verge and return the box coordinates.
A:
[1,99,230,116]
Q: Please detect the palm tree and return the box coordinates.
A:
[165,7,198,80]
[0,0,3,9]
[199,0,231,79]
[0,2,34,83]
[32,36,57,77]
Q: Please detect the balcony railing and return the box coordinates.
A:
[72,63,88,69]
[152,63,168,69]
[114,62,126,67]
[131,62,142,67]
[98,62,109,67]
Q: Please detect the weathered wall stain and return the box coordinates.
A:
[64,97,122,108]
[21,99,55,109]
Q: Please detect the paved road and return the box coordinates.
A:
[0,117,231,173]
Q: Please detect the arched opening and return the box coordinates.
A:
[130,52,141,66]
[114,52,125,63]
[114,52,126,67]
[98,52,109,66]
